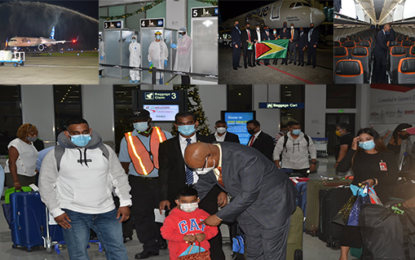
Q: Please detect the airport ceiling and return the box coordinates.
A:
[357,0,404,24]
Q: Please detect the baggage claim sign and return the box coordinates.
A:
[139,90,187,122]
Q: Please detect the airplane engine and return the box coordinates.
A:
[38,44,46,51]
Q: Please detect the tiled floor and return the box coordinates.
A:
[0,156,356,259]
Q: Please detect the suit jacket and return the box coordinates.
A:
[249,131,275,161]
[279,28,290,39]
[252,29,263,43]
[194,142,297,228]
[206,132,240,144]
[241,29,253,50]
[386,28,396,42]
[374,30,388,57]
[262,31,272,41]
[298,31,308,49]
[231,26,242,46]
[288,28,299,43]
[307,28,319,47]
[271,33,279,40]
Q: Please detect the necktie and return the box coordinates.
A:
[291,29,294,40]
[185,138,194,185]
[308,29,312,42]
[248,30,251,41]
[248,135,255,147]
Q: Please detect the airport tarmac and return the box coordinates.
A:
[218,46,334,84]
[0,51,99,84]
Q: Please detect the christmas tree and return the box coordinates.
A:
[172,85,211,137]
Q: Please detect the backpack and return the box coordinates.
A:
[281,134,310,155]
[54,144,109,171]
[232,235,245,260]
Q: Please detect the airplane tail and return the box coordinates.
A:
[50,26,55,39]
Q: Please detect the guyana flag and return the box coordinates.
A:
[255,39,289,60]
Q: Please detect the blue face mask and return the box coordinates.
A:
[292,129,301,135]
[134,122,149,132]
[359,140,375,150]
[385,31,390,35]
[265,29,269,32]
[283,24,287,28]
[179,34,183,38]
[178,125,195,136]
[156,35,161,40]
[70,134,91,147]
[132,39,136,43]
[235,24,239,28]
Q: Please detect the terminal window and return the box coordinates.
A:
[227,85,253,111]
[53,85,82,137]
[0,86,22,155]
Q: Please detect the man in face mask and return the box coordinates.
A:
[171,27,192,84]
[39,118,131,260]
[307,23,319,68]
[279,22,291,65]
[297,27,308,66]
[273,121,317,177]
[231,20,242,70]
[271,28,279,64]
[118,109,172,259]
[334,123,354,177]
[206,120,240,143]
[246,120,274,161]
[129,35,141,84]
[241,22,254,69]
[252,23,263,66]
[288,23,299,65]
[183,141,297,260]
[158,112,227,260]
[148,31,168,84]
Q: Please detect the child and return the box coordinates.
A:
[161,186,218,260]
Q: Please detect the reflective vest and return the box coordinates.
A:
[125,127,167,175]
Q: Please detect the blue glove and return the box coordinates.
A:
[149,62,152,67]
[164,60,168,66]
[100,56,103,60]
[170,43,177,49]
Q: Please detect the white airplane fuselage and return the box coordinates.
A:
[8,37,58,48]
[220,0,326,30]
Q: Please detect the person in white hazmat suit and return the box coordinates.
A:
[99,36,105,78]
[148,31,168,85]
[170,27,192,85]
[129,35,141,83]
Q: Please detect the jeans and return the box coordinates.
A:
[62,208,128,260]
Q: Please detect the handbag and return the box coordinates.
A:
[332,194,357,226]
[177,242,211,260]
[399,151,415,177]
[347,184,372,226]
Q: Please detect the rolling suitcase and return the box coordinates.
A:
[10,191,45,251]
[294,181,308,231]
[317,186,352,249]
[305,179,352,236]
[286,207,304,260]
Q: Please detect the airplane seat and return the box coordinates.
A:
[344,41,356,53]
[334,41,341,47]
[352,37,360,44]
[397,37,404,43]
[388,41,400,47]
[408,37,415,42]
[340,37,348,44]
[402,40,413,56]
[359,41,372,60]
[335,60,364,84]
[398,58,415,84]
[410,46,415,58]
[351,47,370,83]
[334,47,349,69]
[363,37,372,43]
[389,46,407,84]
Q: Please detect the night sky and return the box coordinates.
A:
[220,0,275,22]
[0,0,98,19]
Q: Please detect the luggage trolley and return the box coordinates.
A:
[311,137,329,158]
[0,50,25,67]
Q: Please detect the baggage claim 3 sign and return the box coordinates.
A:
[139,91,187,122]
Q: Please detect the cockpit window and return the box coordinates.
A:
[295,2,303,7]
[289,3,296,8]
[303,2,311,7]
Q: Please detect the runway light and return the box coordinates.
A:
[73,40,76,43]
[81,50,83,52]
[77,53,79,56]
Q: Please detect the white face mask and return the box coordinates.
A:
[180,202,199,213]
[291,26,294,29]
[256,28,260,31]
[216,127,227,134]
[195,157,216,175]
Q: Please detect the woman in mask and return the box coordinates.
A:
[337,128,398,260]
[6,123,39,190]
[271,28,279,65]
[383,123,414,166]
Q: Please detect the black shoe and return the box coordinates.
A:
[123,236,133,243]
[294,62,296,65]
[285,62,288,65]
[256,63,261,66]
[297,62,301,66]
[301,63,304,67]
[289,61,292,64]
[233,67,237,70]
[306,63,311,66]
[244,66,248,69]
[281,61,284,65]
[313,65,316,68]
[249,64,254,67]
[135,251,159,259]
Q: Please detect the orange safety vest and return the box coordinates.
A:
[125,127,167,175]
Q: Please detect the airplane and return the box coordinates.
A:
[6,26,78,52]
[220,0,326,31]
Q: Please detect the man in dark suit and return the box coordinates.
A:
[271,28,279,65]
[279,23,290,65]
[231,20,242,70]
[373,24,390,84]
[262,25,272,65]
[241,22,254,69]
[206,120,240,143]
[246,119,275,161]
[307,23,319,68]
[297,27,308,66]
[386,23,396,42]
[158,112,227,260]
[288,23,299,65]
[252,23,263,66]
[184,142,297,260]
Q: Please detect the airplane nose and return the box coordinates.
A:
[311,8,326,26]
